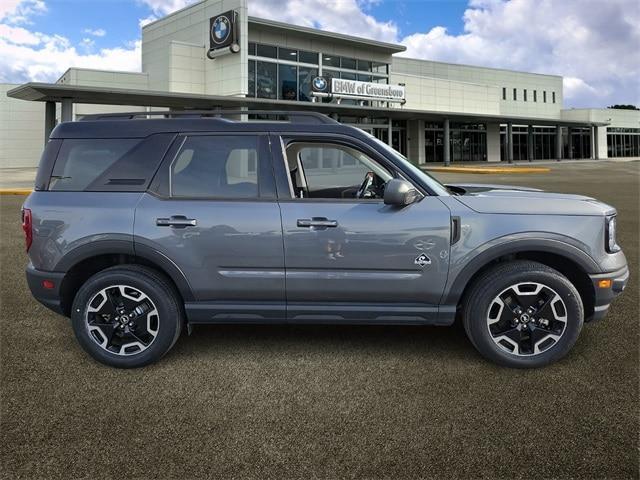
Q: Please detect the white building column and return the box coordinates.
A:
[556,125,563,161]
[507,122,514,163]
[485,123,501,162]
[61,98,73,122]
[406,119,425,165]
[597,126,608,159]
[44,101,56,144]
[443,119,450,166]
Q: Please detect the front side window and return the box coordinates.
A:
[285,142,392,200]
[170,136,259,198]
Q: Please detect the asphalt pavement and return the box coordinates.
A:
[1,160,638,479]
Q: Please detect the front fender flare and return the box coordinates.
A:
[442,235,600,307]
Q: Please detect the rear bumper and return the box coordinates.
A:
[26,263,66,316]
[587,265,629,322]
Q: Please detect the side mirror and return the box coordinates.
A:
[384,179,421,206]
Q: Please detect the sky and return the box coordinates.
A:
[0,0,638,108]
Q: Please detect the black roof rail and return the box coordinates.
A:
[79,109,338,125]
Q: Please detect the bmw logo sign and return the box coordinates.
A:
[312,76,328,92]
[211,15,231,45]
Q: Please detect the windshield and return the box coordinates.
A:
[366,133,450,196]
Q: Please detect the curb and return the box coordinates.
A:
[423,167,550,174]
[0,189,32,195]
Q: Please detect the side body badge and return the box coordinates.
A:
[414,253,431,268]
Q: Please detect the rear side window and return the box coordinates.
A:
[170,135,260,198]
[48,134,174,192]
[49,139,138,191]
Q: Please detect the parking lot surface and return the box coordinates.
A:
[1,161,638,479]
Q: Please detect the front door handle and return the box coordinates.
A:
[156,216,197,228]
[297,218,338,228]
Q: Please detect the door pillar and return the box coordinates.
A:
[527,125,534,162]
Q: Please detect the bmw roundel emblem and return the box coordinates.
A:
[211,15,231,45]
[312,76,328,92]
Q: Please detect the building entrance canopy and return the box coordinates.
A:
[7,82,607,164]
[8,83,607,128]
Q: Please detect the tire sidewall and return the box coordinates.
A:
[71,269,180,368]
[467,268,583,368]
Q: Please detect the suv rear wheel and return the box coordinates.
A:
[463,261,584,368]
[71,265,183,368]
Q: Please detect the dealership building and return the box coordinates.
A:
[2,0,639,168]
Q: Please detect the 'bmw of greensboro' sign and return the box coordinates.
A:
[209,10,238,53]
[331,78,405,101]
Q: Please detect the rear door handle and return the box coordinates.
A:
[297,218,338,228]
[156,215,197,228]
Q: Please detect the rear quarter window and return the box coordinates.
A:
[48,134,175,192]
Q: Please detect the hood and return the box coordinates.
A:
[447,183,616,216]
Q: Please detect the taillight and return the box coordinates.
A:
[22,208,32,252]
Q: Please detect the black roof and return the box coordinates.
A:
[50,111,366,139]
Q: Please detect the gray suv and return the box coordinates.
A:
[23,111,629,369]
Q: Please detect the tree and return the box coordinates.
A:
[607,104,639,110]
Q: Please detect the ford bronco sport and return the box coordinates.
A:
[23,111,629,368]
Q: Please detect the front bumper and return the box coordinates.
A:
[26,263,66,316]
[587,265,630,322]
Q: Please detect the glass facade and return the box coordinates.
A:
[499,126,560,161]
[607,128,640,157]
[247,42,389,103]
[499,126,598,161]
[568,127,591,159]
[424,123,486,162]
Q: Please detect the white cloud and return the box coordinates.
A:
[138,14,158,28]
[0,0,140,83]
[0,0,46,24]
[137,0,197,16]
[0,23,42,45]
[248,0,398,43]
[397,0,640,107]
[1,0,637,109]
[0,34,141,83]
[245,0,639,107]
[83,28,106,37]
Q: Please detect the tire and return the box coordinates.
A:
[462,260,584,368]
[71,265,183,368]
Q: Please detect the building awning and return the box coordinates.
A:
[7,82,609,127]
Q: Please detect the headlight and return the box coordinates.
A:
[605,215,620,253]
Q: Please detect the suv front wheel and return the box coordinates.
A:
[463,261,584,368]
[71,265,183,368]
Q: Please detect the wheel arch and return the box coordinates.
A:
[57,241,194,317]
[446,239,597,322]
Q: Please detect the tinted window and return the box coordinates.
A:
[341,57,357,70]
[256,61,277,99]
[278,64,297,100]
[298,67,318,101]
[256,44,277,58]
[171,136,260,198]
[49,139,138,191]
[278,47,298,61]
[322,54,340,68]
[248,60,256,97]
[298,50,318,64]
